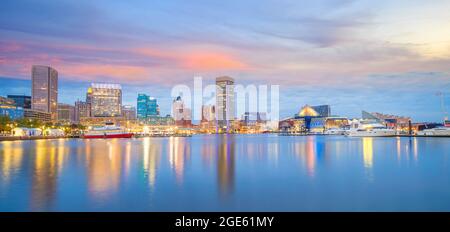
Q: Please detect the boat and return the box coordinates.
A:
[324,128,347,135]
[82,122,133,139]
[346,120,396,137]
[417,126,450,136]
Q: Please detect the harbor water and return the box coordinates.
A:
[1,134,449,211]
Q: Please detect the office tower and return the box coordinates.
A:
[31,65,58,121]
[7,95,31,109]
[75,100,91,123]
[57,103,75,124]
[172,96,191,126]
[216,76,235,130]
[90,83,122,117]
[122,105,137,120]
[137,94,159,120]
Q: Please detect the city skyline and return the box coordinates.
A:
[1,0,450,121]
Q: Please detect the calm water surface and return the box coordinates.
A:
[1,135,450,211]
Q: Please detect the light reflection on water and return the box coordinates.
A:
[0,135,450,211]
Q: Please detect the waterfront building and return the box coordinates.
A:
[12,127,42,136]
[309,116,349,133]
[57,103,75,124]
[311,105,331,117]
[279,117,306,133]
[7,95,31,109]
[31,65,58,121]
[172,96,191,126]
[24,109,52,122]
[0,96,24,120]
[137,94,159,120]
[362,111,411,133]
[140,114,175,126]
[75,100,91,123]
[79,116,126,127]
[90,83,122,117]
[122,105,137,121]
[216,76,235,131]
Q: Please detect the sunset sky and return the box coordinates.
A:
[1,0,450,121]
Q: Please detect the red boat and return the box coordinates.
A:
[82,123,133,139]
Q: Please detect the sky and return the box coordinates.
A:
[0,0,449,121]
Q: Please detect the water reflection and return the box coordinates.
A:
[142,137,161,188]
[86,139,122,201]
[217,135,235,198]
[1,135,450,211]
[169,137,191,184]
[30,140,68,211]
[0,141,23,185]
[362,137,373,169]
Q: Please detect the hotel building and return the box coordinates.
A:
[90,83,122,117]
[31,65,58,121]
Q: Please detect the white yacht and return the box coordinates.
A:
[346,120,396,137]
[417,127,450,136]
[324,128,347,135]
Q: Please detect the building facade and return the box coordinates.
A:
[57,103,75,124]
[24,109,52,123]
[122,105,137,121]
[0,96,24,120]
[137,94,159,120]
[202,105,215,122]
[172,96,191,126]
[216,76,235,131]
[311,105,331,117]
[90,83,122,117]
[75,100,91,123]
[7,95,31,109]
[31,65,58,121]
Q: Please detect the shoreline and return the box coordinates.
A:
[1,133,450,141]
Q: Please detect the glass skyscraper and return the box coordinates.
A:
[137,94,159,120]
[31,65,58,121]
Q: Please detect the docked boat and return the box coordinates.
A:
[417,126,450,136]
[324,128,347,135]
[346,120,396,137]
[82,123,133,139]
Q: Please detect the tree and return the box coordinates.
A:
[0,115,12,133]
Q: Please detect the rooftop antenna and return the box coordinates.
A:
[436,91,448,121]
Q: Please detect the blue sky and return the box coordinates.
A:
[0,0,449,121]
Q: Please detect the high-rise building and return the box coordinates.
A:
[57,103,75,124]
[216,76,235,130]
[122,105,136,120]
[74,100,91,123]
[31,65,58,121]
[7,95,31,109]
[90,83,122,117]
[172,96,191,126]
[137,94,159,119]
